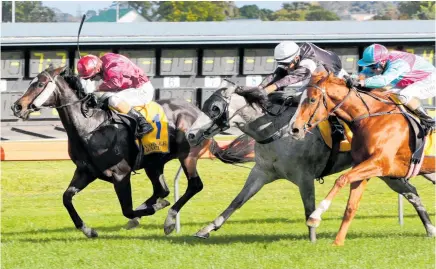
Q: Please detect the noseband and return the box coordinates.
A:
[203,86,250,137]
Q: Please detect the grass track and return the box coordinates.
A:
[1,160,435,269]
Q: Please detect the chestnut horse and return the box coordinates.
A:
[290,71,435,246]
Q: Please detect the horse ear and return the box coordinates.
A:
[53,65,68,76]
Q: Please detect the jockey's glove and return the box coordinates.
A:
[346,77,364,88]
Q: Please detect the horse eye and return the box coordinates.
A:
[309,97,316,104]
[38,82,45,88]
[210,105,221,118]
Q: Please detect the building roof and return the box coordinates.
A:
[86,8,134,22]
[1,20,434,47]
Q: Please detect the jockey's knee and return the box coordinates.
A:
[108,95,124,107]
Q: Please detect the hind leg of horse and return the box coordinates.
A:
[113,173,157,220]
[298,178,317,242]
[307,158,383,228]
[332,179,368,246]
[63,168,97,238]
[164,156,203,235]
[382,177,436,237]
[125,164,171,230]
[195,165,273,239]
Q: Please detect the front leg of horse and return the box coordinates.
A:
[307,159,382,229]
[195,167,271,239]
[333,180,368,246]
[297,178,317,243]
[63,169,97,238]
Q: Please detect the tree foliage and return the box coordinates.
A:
[2,1,56,22]
[398,1,435,20]
[270,2,339,21]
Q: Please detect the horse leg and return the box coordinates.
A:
[164,156,203,235]
[63,168,97,238]
[333,179,368,246]
[382,177,436,237]
[125,164,171,230]
[113,173,156,220]
[307,158,383,229]
[298,178,317,242]
[195,165,273,239]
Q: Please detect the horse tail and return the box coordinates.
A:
[208,134,255,164]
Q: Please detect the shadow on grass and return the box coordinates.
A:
[2,213,433,245]
[1,230,430,245]
[2,213,428,237]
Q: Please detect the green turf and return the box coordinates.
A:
[1,160,435,269]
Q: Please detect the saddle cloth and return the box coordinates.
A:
[317,119,353,152]
[317,115,435,156]
[133,102,170,155]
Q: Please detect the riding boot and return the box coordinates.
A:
[413,106,435,135]
[127,108,154,138]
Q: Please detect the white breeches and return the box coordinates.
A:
[389,71,436,104]
[94,81,155,107]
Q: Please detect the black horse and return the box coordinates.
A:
[12,66,253,237]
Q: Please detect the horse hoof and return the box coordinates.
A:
[332,241,344,247]
[426,225,436,237]
[194,231,210,239]
[81,226,98,238]
[125,218,140,230]
[153,198,171,212]
[163,209,177,235]
[164,224,175,235]
[306,217,321,228]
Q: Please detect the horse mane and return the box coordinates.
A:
[59,68,88,99]
[310,71,346,87]
[234,86,269,107]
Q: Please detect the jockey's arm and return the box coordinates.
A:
[363,60,410,89]
[98,68,126,92]
[264,66,311,94]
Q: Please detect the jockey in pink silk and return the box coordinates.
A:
[77,53,156,138]
[350,44,436,130]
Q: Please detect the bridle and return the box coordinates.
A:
[202,80,250,138]
[27,70,94,117]
[304,82,353,131]
[303,75,399,131]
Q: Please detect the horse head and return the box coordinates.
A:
[12,65,89,120]
[186,80,262,146]
[290,71,354,140]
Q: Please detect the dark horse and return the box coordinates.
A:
[11,66,253,237]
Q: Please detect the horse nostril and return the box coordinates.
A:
[187,133,195,140]
[291,128,300,134]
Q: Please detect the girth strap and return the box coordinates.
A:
[317,116,345,182]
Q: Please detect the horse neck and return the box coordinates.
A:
[55,85,105,139]
[330,87,392,124]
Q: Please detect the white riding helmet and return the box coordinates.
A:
[274,41,300,67]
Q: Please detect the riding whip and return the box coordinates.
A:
[77,14,87,59]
